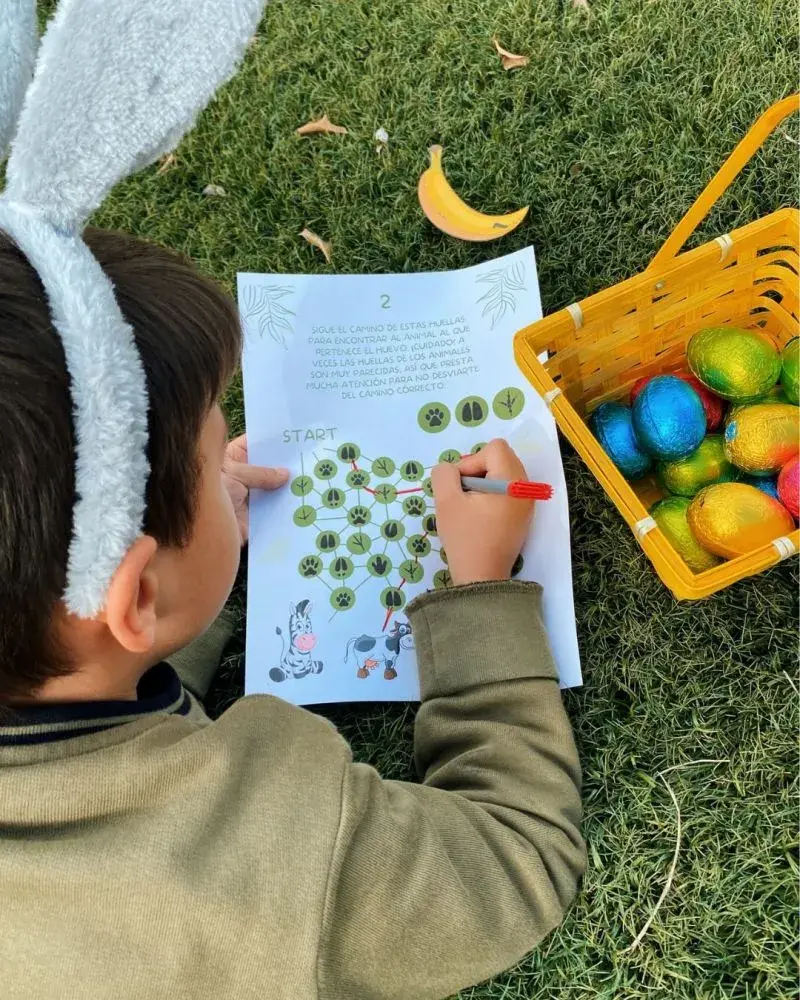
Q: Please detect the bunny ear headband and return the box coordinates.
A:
[0,0,266,617]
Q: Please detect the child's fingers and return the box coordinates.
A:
[457,439,524,480]
[430,461,464,504]
[229,463,289,491]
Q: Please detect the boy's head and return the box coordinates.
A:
[0,228,242,701]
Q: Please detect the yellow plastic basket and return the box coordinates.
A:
[515,94,800,600]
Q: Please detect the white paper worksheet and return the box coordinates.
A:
[238,248,581,705]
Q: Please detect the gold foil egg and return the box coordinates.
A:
[723,402,800,475]
[657,435,737,497]
[687,482,795,558]
[687,326,781,402]
[650,496,721,572]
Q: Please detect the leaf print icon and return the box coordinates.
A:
[241,284,295,349]
[475,259,526,329]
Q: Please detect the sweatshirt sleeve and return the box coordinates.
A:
[317,581,585,1000]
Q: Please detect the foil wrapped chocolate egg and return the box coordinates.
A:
[725,384,788,426]
[657,435,736,496]
[723,402,800,475]
[687,482,795,558]
[589,401,651,479]
[632,375,706,460]
[778,456,799,519]
[688,326,781,402]
[631,372,725,431]
[650,496,721,572]
[780,337,799,405]
[738,474,780,500]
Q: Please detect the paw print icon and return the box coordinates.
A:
[417,402,451,434]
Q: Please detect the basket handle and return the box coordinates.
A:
[648,93,800,271]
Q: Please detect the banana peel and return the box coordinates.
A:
[417,145,528,243]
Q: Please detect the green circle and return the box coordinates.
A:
[346,469,370,488]
[511,553,524,578]
[316,529,340,552]
[422,477,435,498]
[381,519,405,541]
[456,396,488,428]
[367,553,393,577]
[400,459,424,482]
[407,534,431,557]
[380,587,407,611]
[290,475,314,497]
[297,554,323,578]
[347,505,372,527]
[438,449,462,464]
[293,505,317,527]
[422,513,438,535]
[471,442,488,455]
[346,531,372,555]
[321,486,346,509]
[337,443,360,462]
[417,402,451,434]
[329,555,354,581]
[330,587,356,611]
[314,459,338,480]
[373,483,398,504]
[492,387,526,420]
[433,569,452,589]
[372,457,396,478]
[399,559,425,584]
[402,495,427,517]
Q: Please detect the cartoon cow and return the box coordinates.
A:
[270,600,324,682]
[344,620,414,680]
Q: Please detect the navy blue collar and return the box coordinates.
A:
[0,663,191,745]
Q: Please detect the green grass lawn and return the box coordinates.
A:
[88,0,800,996]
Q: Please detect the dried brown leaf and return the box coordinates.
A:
[569,162,584,178]
[572,0,591,11]
[202,184,227,197]
[156,153,178,176]
[492,37,529,71]
[296,114,348,137]
[300,228,332,263]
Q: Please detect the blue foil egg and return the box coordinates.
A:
[738,473,780,500]
[590,401,652,479]
[632,375,707,460]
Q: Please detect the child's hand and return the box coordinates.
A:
[431,439,534,586]
[223,435,289,544]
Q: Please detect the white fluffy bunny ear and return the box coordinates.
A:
[0,0,38,161]
[5,0,265,229]
[0,0,266,616]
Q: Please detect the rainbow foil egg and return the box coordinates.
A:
[724,402,799,476]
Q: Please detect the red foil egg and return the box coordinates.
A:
[630,372,725,431]
[778,456,799,520]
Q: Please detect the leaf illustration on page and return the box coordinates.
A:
[475,259,526,329]
[241,284,295,349]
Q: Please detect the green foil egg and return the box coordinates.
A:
[688,326,781,402]
[649,496,721,573]
[724,402,800,475]
[780,337,799,405]
[656,435,737,496]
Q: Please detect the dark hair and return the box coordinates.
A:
[0,228,241,698]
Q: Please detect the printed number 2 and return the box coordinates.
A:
[380,294,390,309]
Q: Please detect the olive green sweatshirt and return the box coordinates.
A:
[0,581,584,1000]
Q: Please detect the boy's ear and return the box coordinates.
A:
[101,535,159,654]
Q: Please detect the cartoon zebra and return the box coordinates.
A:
[270,600,324,682]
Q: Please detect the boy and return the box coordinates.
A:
[0,229,584,999]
